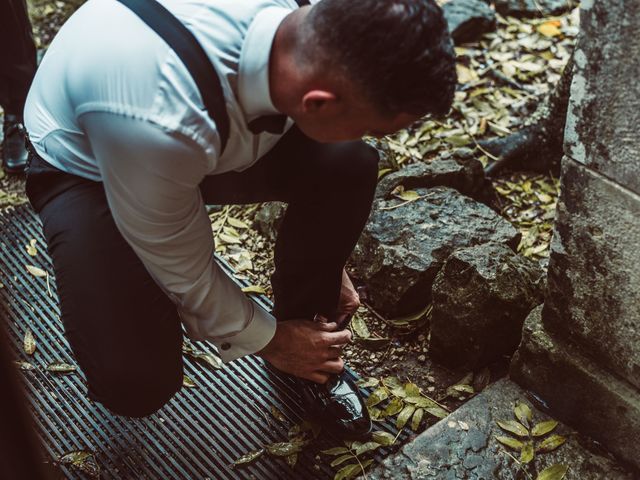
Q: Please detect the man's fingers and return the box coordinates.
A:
[321,358,345,374]
[309,372,329,384]
[315,321,338,332]
[321,328,352,346]
[324,346,343,359]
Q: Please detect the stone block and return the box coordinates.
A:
[543,158,640,388]
[564,0,640,194]
[369,376,635,479]
[511,305,640,471]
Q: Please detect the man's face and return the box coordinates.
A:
[291,87,422,143]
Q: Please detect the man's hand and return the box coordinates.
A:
[256,319,352,384]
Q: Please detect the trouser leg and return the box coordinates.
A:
[0,0,37,116]
[26,162,184,418]
[199,125,380,322]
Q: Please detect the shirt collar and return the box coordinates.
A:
[238,7,292,122]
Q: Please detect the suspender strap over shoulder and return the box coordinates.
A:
[115,0,311,155]
[117,0,230,153]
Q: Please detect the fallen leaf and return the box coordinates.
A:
[24,328,36,355]
[59,450,100,478]
[514,401,533,428]
[46,362,76,373]
[536,464,569,480]
[531,420,558,437]
[520,440,535,464]
[182,375,197,388]
[536,434,566,453]
[26,265,47,278]
[496,420,529,437]
[241,285,266,295]
[496,435,524,450]
[233,449,264,466]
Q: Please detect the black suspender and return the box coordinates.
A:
[115,0,311,155]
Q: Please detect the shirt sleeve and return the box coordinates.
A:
[79,111,276,362]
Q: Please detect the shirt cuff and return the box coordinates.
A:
[211,301,277,363]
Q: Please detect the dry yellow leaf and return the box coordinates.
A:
[24,328,36,355]
[538,21,562,37]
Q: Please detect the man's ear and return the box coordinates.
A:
[301,90,338,114]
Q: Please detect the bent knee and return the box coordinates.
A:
[88,362,183,418]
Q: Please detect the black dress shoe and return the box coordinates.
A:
[2,114,29,174]
[298,370,372,439]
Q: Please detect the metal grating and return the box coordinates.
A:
[0,204,404,479]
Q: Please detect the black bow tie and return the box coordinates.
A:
[248,114,288,135]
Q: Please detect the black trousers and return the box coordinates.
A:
[25,126,379,417]
[0,0,37,116]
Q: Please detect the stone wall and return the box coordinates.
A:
[511,0,640,472]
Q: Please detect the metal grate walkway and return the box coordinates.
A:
[0,204,401,479]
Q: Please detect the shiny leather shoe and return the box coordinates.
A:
[298,370,372,439]
[2,114,29,174]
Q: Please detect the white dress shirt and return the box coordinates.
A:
[24,0,309,362]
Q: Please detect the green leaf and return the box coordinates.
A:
[381,376,403,389]
[388,305,431,324]
[233,449,264,466]
[396,405,416,429]
[536,464,569,480]
[331,454,354,467]
[351,315,370,339]
[59,450,100,478]
[357,377,379,388]
[366,387,389,407]
[411,408,424,431]
[371,431,396,446]
[182,375,197,388]
[334,463,360,480]
[382,397,404,417]
[321,447,350,456]
[536,434,566,453]
[265,440,304,457]
[531,420,558,437]
[520,440,535,464]
[404,382,420,397]
[514,401,533,428]
[495,436,524,450]
[46,362,76,373]
[355,441,380,456]
[425,406,449,419]
[404,396,438,409]
[496,420,529,437]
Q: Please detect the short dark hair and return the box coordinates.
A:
[305,0,457,117]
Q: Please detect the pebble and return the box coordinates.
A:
[418,355,426,362]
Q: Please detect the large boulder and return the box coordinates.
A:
[429,242,544,370]
[493,0,576,18]
[350,187,519,316]
[375,150,490,204]
[443,0,497,45]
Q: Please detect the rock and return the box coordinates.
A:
[429,242,544,370]
[493,0,576,18]
[511,306,640,472]
[350,187,519,316]
[442,0,496,45]
[368,377,636,480]
[375,150,490,204]
[252,201,287,241]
